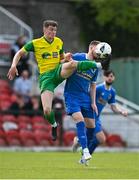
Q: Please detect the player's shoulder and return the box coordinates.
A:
[32,37,44,44]
[54,37,63,44]
[96,83,104,89]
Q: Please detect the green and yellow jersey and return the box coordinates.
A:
[22,36,64,74]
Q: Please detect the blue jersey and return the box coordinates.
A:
[96,83,116,116]
[64,53,98,103]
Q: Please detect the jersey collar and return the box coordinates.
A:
[103,82,112,90]
[43,36,54,44]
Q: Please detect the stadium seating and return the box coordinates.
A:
[34,130,51,146]
[0,130,7,146]
[6,130,21,146]
[17,115,31,124]
[106,134,126,147]
[63,130,76,146]
[19,129,37,146]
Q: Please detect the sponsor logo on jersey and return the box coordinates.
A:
[52,52,58,58]
[42,52,51,59]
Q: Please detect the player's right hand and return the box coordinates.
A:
[7,66,19,80]
[91,103,98,115]
[65,52,72,62]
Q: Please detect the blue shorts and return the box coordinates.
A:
[64,95,95,119]
[94,116,102,134]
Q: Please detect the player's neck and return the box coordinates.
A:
[104,82,111,90]
[44,35,54,43]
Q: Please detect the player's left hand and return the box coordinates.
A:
[91,103,98,115]
[121,110,128,117]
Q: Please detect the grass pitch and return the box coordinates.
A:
[0,151,139,179]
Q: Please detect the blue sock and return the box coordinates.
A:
[76,121,87,150]
[88,135,100,155]
[86,128,95,148]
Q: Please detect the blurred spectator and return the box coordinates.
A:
[29,95,42,116]
[9,94,32,115]
[13,70,32,102]
[10,35,30,75]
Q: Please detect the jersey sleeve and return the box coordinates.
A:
[108,89,116,104]
[72,53,83,61]
[22,41,35,52]
[91,69,98,83]
[59,45,64,54]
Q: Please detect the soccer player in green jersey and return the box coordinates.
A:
[7,20,110,141]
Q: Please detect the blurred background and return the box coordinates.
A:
[0,0,139,151]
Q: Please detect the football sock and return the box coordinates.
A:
[77,61,101,71]
[44,111,57,127]
[86,127,95,147]
[76,121,87,150]
[88,135,100,155]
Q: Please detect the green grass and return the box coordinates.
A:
[0,151,139,179]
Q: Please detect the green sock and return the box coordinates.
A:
[44,111,57,126]
[77,61,97,71]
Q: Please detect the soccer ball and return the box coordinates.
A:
[95,42,112,59]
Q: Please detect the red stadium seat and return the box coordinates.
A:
[34,130,51,146]
[0,94,11,101]
[106,134,126,147]
[0,80,10,89]
[32,123,50,132]
[17,115,31,124]
[0,130,7,146]
[18,122,32,130]
[0,138,7,146]
[31,116,46,124]
[19,130,36,146]
[6,130,21,146]
[0,101,12,110]
[63,130,76,146]
[2,115,17,123]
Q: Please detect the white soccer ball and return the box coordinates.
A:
[95,42,112,59]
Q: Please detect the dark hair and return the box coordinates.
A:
[89,40,100,47]
[104,69,115,76]
[43,20,58,28]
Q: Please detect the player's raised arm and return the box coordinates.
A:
[7,49,27,80]
[110,104,128,117]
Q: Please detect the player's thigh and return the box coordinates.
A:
[60,60,78,79]
[84,118,95,128]
[41,90,54,113]
[81,106,95,128]
[72,112,84,123]
[96,131,106,144]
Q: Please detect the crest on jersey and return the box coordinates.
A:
[52,52,58,58]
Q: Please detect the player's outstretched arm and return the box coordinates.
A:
[110,104,128,117]
[7,49,26,80]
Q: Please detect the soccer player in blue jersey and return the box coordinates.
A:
[87,70,128,155]
[64,40,102,161]
[72,70,128,165]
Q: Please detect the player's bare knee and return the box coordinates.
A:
[99,136,106,144]
[69,60,77,69]
[44,107,51,115]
